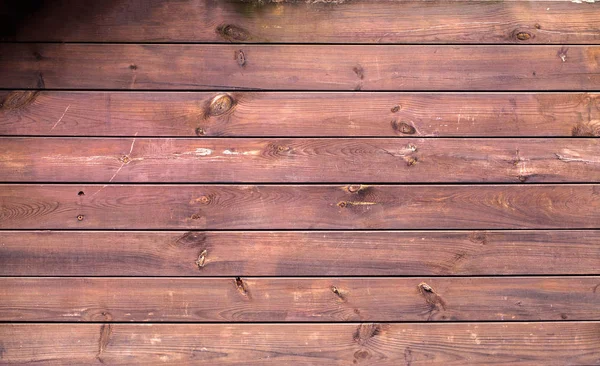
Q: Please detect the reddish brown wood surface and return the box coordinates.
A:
[1,1,599,363]
[2,91,598,137]
[2,230,598,276]
[2,44,600,90]
[1,323,598,365]
[1,277,599,322]
[2,0,600,44]
[2,137,599,182]
[1,184,599,229]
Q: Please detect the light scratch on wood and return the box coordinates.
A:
[92,133,138,197]
[50,105,70,131]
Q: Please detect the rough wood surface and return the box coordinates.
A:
[1,277,599,322]
[2,91,598,137]
[1,323,599,365]
[2,44,599,90]
[2,137,599,183]
[1,184,599,229]
[2,230,598,276]
[2,0,600,44]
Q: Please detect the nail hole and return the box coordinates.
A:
[78,191,85,196]
[77,215,84,221]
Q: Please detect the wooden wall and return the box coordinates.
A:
[0,0,599,364]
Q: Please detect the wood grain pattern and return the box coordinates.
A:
[2,0,600,44]
[2,184,599,229]
[1,323,599,365]
[1,277,598,322]
[3,91,598,137]
[2,137,600,183]
[2,230,599,276]
[2,44,600,90]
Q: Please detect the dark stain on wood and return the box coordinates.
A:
[96,323,112,363]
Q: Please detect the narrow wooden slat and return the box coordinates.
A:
[2,44,599,90]
[1,184,598,229]
[2,137,599,183]
[2,0,600,44]
[2,91,598,137]
[1,277,598,322]
[2,230,599,276]
[1,323,598,365]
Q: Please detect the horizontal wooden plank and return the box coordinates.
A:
[2,0,600,44]
[2,91,598,137]
[2,44,599,90]
[1,323,598,365]
[2,230,599,276]
[1,277,598,322]
[2,137,599,183]
[1,185,599,229]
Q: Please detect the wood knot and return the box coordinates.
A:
[572,123,598,136]
[354,350,371,361]
[217,24,250,41]
[515,31,532,41]
[391,120,416,135]
[235,277,251,298]
[235,49,247,67]
[353,323,381,345]
[353,65,365,79]
[129,64,138,70]
[418,282,447,314]
[190,213,202,220]
[345,184,367,194]
[207,94,235,117]
[0,91,39,110]
[390,105,402,113]
[265,143,291,156]
[119,155,131,164]
[175,231,207,248]
[195,127,206,136]
[557,47,568,62]
[195,249,207,269]
[406,157,418,166]
[337,201,348,208]
[198,195,212,205]
[469,231,488,245]
[331,286,347,301]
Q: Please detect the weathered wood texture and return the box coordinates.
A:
[2,44,599,90]
[2,137,599,183]
[1,185,599,229]
[1,277,598,322]
[2,230,599,276]
[1,323,599,365]
[2,0,600,44]
[2,91,599,137]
